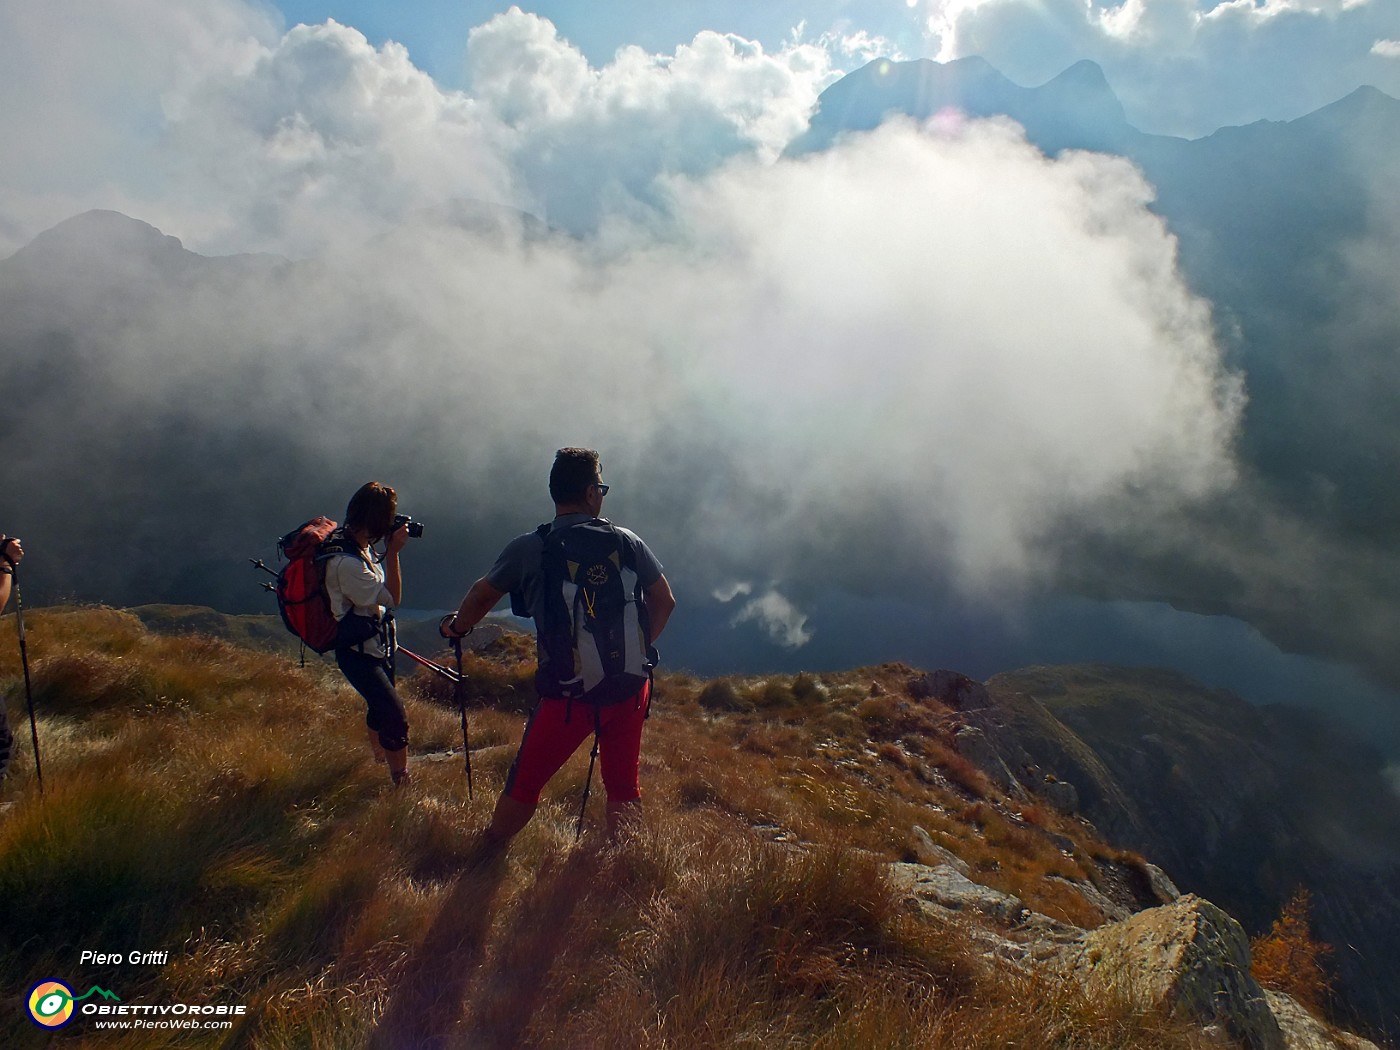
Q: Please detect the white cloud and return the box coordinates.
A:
[157,20,512,253]
[1374,39,1400,58]
[0,0,276,253]
[807,27,907,65]
[0,5,838,254]
[713,581,755,602]
[646,119,1242,591]
[465,8,839,232]
[732,589,815,648]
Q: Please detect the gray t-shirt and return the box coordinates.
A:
[485,513,664,626]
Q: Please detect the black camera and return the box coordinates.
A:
[393,514,425,539]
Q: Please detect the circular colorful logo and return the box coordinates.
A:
[28,980,76,1029]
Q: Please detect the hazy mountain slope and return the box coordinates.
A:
[987,664,1400,1035]
[786,55,1164,158]
[1136,86,1400,535]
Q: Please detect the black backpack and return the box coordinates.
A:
[533,518,655,705]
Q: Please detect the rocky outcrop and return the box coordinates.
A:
[1144,862,1182,904]
[952,725,1027,799]
[891,862,1027,924]
[889,861,1084,969]
[1067,894,1283,1050]
[985,665,1400,1037]
[886,664,1400,1036]
[1037,775,1079,813]
[908,669,989,710]
[887,857,1380,1050]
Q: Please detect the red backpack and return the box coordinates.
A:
[274,517,343,654]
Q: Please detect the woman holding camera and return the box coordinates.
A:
[325,482,413,786]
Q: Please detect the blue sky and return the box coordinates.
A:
[269,1,922,84]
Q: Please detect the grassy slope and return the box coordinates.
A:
[0,608,1221,1049]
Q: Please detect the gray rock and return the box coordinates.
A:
[889,862,1027,924]
[954,726,1028,799]
[910,825,970,875]
[1144,862,1182,903]
[908,669,990,710]
[1037,776,1079,814]
[1265,990,1381,1050]
[1046,875,1133,923]
[1066,894,1284,1050]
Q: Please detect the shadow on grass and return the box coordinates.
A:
[461,846,605,1050]
[366,836,510,1050]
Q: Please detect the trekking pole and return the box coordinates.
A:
[451,637,473,800]
[10,567,44,794]
[395,645,462,683]
[575,727,599,842]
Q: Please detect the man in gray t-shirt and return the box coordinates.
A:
[484,512,664,658]
[442,448,675,847]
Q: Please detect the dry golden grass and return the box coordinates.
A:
[0,608,1216,1048]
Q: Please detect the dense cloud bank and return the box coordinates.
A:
[2,115,1241,616]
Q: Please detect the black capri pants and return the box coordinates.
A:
[336,647,410,752]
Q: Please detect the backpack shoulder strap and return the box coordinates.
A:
[316,528,371,566]
[598,518,636,569]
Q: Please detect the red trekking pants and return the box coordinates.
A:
[503,682,651,805]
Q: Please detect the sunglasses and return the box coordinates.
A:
[593,483,610,496]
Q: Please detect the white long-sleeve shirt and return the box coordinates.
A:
[324,551,394,658]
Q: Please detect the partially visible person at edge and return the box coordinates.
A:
[325,483,413,787]
[0,534,21,612]
[1,533,25,782]
[442,448,676,845]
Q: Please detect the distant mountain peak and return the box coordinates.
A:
[787,55,1139,158]
[6,209,190,270]
[1050,58,1112,87]
[34,209,183,250]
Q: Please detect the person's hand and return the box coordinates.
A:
[386,523,409,555]
[439,613,470,639]
[1,536,22,568]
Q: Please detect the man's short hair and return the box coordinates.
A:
[549,448,601,505]
[345,481,397,540]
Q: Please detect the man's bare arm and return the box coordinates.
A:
[645,574,675,642]
[443,577,507,636]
